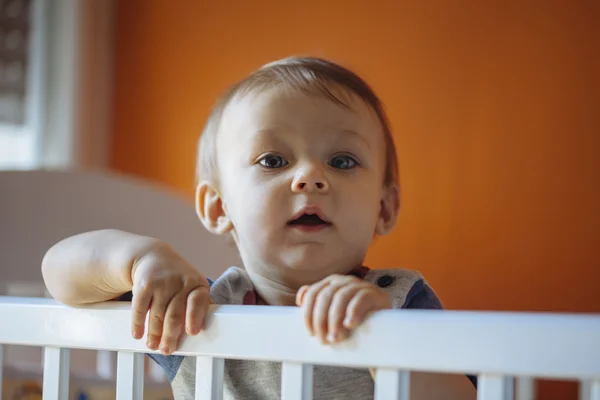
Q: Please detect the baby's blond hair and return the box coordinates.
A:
[196,57,399,189]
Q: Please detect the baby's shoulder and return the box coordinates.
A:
[364,268,443,310]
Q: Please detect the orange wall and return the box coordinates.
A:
[111,2,598,397]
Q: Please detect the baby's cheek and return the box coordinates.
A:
[341,204,379,239]
[234,205,279,249]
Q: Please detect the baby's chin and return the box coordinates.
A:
[238,242,368,279]
[269,252,365,278]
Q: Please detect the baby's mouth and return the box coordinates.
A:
[288,214,332,227]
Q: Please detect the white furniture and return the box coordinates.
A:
[0,298,598,399]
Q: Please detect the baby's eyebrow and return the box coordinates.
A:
[334,129,371,150]
[243,128,289,148]
[244,126,372,150]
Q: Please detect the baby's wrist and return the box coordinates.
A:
[127,237,170,286]
[97,230,166,291]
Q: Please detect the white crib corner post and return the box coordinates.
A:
[374,368,410,400]
[42,347,70,400]
[116,352,144,400]
[281,362,313,400]
[195,356,225,400]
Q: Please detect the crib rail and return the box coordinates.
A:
[0,296,599,400]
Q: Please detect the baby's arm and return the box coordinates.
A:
[42,229,212,355]
[42,229,158,305]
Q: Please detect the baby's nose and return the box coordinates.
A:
[291,168,329,193]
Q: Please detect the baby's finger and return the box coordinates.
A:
[327,285,361,343]
[159,291,188,355]
[130,285,152,340]
[295,285,309,306]
[186,286,211,335]
[313,283,341,344]
[301,279,331,336]
[344,288,378,329]
[146,293,172,350]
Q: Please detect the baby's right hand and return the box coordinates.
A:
[129,242,211,355]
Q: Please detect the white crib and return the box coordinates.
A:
[0,297,599,400]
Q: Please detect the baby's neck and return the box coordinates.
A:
[250,272,299,306]
[243,260,365,306]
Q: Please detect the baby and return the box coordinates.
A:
[42,57,476,399]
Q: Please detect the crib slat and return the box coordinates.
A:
[478,374,510,400]
[581,379,600,400]
[580,379,592,400]
[281,362,313,400]
[0,344,3,400]
[42,347,70,400]
[503,376,514,400]
[374,368,410,400]
[516,377,535,400]
[195,356,224,400]
[96,350,114,379]
[116,351,144,400]
[590,379,600,400]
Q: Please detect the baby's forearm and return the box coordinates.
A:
[41,229,162,305]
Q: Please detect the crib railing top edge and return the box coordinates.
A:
[1,296,599,319]
[1,296,599,379]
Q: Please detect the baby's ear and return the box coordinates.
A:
[375,183,400,236]
[195,181,234,236]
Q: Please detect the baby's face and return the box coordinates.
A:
[215,86,395,284]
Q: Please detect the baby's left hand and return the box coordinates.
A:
[296,274,392,344]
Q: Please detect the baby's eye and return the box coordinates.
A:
[259,154,288,169]
[329,155,358,169]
